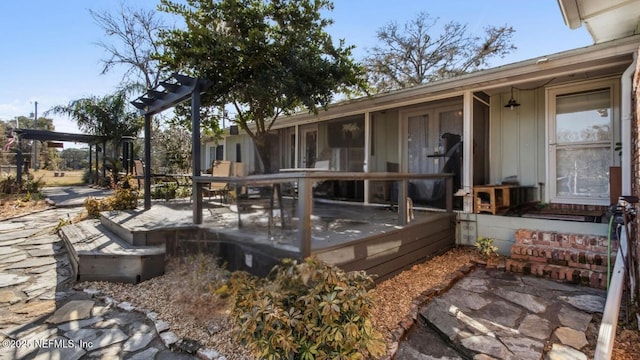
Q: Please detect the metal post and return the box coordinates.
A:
[446,176,453,212]
[192,86,203,224]
[102,141,107,180]
[88,145,92,183]
[298,177,313,258]
[16,149,23,184]
[144,114,152,210]
[95,145,99,184]
[32,101,38,171]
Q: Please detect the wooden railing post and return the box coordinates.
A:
[298,178,312,258]
[398,179,408,225]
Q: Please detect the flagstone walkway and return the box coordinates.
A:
[0,207,221,360]
[395,268,606,360]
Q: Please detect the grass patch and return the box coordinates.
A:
[31,170,85,187]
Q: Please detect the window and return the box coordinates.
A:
[547,79,618,205]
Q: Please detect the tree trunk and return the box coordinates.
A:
[253,133,273,174]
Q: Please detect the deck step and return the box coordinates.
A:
[60,220,165,284]
[100,208,195,246]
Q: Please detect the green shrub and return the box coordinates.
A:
[150,182,177,200]
[475,236,499,258]
[0,174,44,195]
[0,175,20,194]
[229,258,386,360]
[21,174,44,194]
[175,185,192,199]
[82,169,96,185]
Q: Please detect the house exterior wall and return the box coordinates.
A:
[489,88,545,194]
[369,110,399,172]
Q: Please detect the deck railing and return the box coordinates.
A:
[192,171,454,257]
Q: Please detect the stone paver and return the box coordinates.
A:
[47,300,95,324]
[554,327,589,350]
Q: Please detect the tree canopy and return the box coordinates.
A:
[364,12,516,92]
[157,0,366,172]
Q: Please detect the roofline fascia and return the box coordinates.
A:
[557,0,582,30]
[238,35,640,132]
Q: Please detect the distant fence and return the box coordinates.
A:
[0,165,17,176]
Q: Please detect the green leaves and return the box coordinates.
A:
[157,0,366,172]
[229,258,386,359]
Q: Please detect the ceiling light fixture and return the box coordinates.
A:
[504,87,521,110]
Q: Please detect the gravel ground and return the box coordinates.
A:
[79,248,481,359]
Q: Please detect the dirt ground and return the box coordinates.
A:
[0,194,50,220]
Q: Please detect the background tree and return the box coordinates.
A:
[0,117,56,170]
[47,90,143,166]
[364,12,516,92]
[151,124,192,173]
[90,2,167,89]
[90,3,206,169]
[157,0,366,173]
[60,148,89,170]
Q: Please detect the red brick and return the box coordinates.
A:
[592,246,608,253]
[590,264,608,273]
[528,256,548,263]
[568,261,592,270]
[510,254,528,261]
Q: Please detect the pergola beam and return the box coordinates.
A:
[131,73,212,214]
[132,73,210,116]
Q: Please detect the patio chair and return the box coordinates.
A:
[133,159,145,189]
[204,160,232,202]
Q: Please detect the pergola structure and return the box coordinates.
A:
[11,129,108,184]
[131,73,212,221]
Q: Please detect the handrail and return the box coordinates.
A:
[192,171,455,258]
[594,227,627,359]
[193,171,454,186]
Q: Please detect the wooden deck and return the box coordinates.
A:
[60,200,456,282]
[312,212,455,282]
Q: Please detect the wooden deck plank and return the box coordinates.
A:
[60,220,166,284]
[312,214,455,282]
[63,220,165,256]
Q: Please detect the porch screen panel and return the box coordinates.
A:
[407,114,435,202]
[554,89,611,200]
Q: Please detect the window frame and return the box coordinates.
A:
[546,77,620,205]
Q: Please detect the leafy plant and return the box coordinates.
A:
[52,216,72,234]
[229,258,386,360]
[0,174,44,195]
[21,174,44,194]
[475,236,499,258]
[84,175,139,217]
[150,182,178,200]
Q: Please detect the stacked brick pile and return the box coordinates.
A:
[505,229,617,289]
